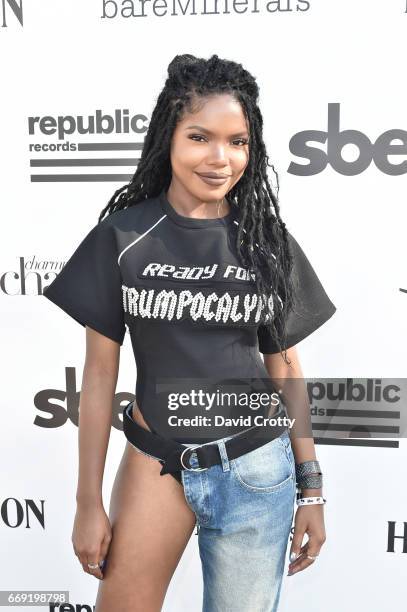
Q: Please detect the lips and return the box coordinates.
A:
[196,172,231,186]
[197,172,231,178]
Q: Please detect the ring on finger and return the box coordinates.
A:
[87,562,101,569]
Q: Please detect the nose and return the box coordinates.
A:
[207,142,228,164]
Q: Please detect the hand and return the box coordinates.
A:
[287,502,326,576]
[72,501,112,580]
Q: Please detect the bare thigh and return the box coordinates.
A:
[95,404,197,612]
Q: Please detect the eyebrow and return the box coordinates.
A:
[185,124,249,138]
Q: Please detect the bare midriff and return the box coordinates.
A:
[132,401,153,433]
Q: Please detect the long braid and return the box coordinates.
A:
[98,53,296,364]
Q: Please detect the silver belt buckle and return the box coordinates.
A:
[180,444,209,471]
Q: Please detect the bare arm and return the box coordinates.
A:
[72,326,121,580]
[263,346,321,496]
[76,326,121,505]
[263,346,326,576]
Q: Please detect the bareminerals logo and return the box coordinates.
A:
[101,0,311,19]
[28,108,148,183]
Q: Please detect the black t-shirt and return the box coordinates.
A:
[43,189,336,443]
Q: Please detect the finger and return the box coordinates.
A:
[289,541,308,566]
[288,541,323,575]
[86,555,104,580]
[76,550,103,578]
[288,549,320,574]
[99,534,111,565]
[289,544,311,569]
[289,528,325,568]
[97,540,111,577]
[76,552,92,575]
[289,528,307,563]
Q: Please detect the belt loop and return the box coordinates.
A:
[216,439,230,472]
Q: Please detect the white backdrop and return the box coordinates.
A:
[1,1,406,610]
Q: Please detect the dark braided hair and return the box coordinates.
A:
[99,53,296,365]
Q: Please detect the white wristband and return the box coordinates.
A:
[296,496,326,506]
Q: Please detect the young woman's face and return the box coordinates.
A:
[169,94,250,202]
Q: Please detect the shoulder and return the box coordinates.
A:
[282,228,296,248]
[98,194,165,234]
[283,229,306,261]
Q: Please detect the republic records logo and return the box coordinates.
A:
[28,109,148,183]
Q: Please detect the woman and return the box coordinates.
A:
[43,54,336,611]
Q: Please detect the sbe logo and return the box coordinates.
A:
[1,0,23,28]
[35,367,133,430]
[288,103,407,176]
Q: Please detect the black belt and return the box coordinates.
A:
[122,401,288,485]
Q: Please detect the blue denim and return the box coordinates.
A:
[181,429,296,612]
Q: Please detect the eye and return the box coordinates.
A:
[233,138,249,146]
[188,134,249,146]
[189,134,207,143]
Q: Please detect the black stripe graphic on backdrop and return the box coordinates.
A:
[31,159,140,166]
[314,407,399,448]
[31,174,135,182]
[30,141,143,182]
[315,439,399,448]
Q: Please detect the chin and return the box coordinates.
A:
[192,178,230,200]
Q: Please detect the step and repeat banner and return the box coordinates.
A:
[1,1,406,610]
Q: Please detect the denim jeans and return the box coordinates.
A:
[125,400,296,612]
[181,429,296,612]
